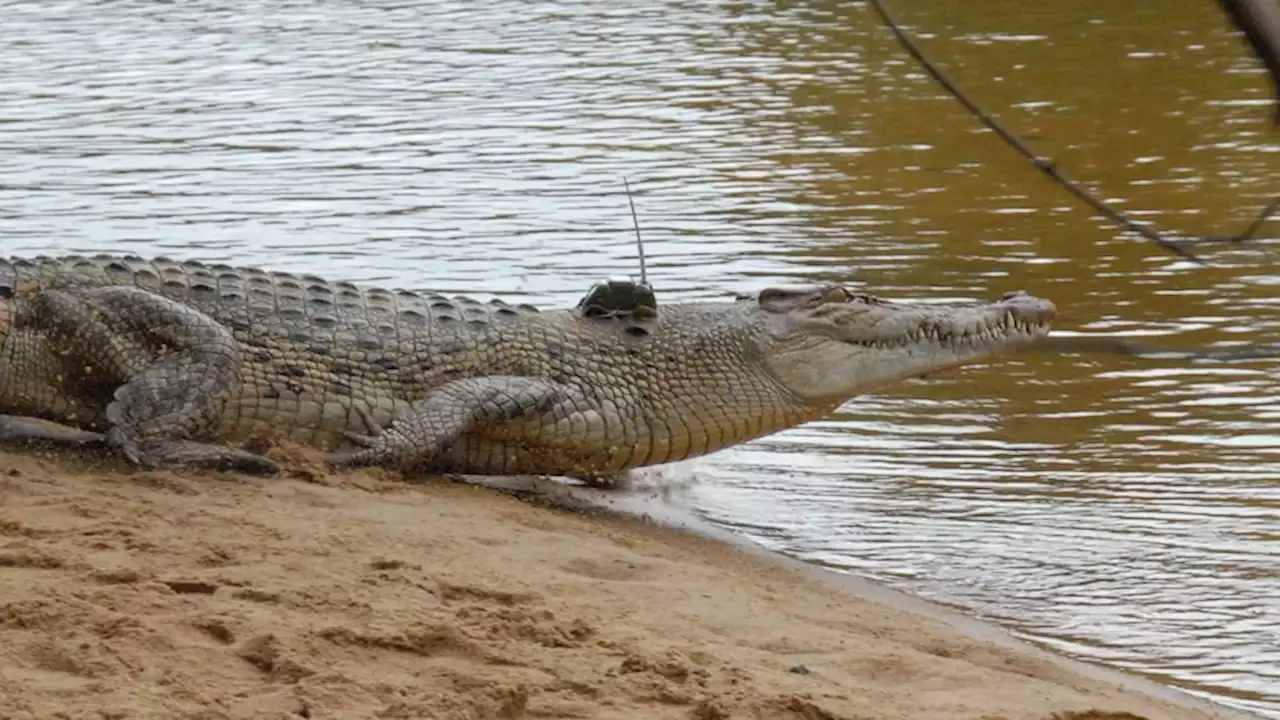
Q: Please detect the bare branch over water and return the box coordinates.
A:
[865,0,1280,263]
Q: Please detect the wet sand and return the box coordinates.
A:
[0,448,1252,720]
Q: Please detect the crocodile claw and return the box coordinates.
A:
[337,404,385,447]
[337,432,378,448]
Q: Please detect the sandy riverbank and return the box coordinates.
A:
[0,448,1248,720]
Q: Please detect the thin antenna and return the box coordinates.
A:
[623,177,648,284]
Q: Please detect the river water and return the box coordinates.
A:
[1,0,1277,715]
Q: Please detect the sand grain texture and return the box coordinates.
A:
[0,449,1237,720]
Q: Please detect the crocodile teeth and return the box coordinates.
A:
[873,315,1048,348]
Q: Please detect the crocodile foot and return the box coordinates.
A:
[107,431,280,475]
[0,414,275,474]
[18,285,280,477]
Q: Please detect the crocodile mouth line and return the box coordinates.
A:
[858,312,1052,350]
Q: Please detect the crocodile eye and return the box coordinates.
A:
[823,287,853,303]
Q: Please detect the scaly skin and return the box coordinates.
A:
[0,254,1056,480]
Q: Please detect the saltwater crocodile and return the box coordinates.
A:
[0,254,1056,480]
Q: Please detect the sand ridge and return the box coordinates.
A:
[0,448,1243,720]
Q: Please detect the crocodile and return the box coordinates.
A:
[0,254,1056,480]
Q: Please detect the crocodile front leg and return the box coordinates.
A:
[12,286,279,475]
[327,375,578,472]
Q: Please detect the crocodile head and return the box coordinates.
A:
[753,284,1056,403]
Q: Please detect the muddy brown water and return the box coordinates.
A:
[1,1,1277,716]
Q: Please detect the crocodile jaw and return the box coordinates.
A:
[763,291,1057,404]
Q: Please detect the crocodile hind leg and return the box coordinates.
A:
[328,375,575,472]
[17,287,279,475]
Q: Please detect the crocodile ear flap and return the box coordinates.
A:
[756,285,833,313]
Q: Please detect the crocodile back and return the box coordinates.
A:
[0,254,542,337]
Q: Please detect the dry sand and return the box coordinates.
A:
[0,447,1249,720]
